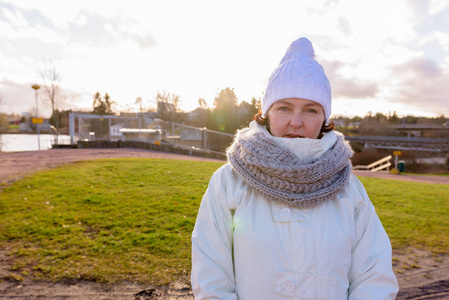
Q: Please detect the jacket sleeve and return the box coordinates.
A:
[191,166,238,300]
[348,175,399,299]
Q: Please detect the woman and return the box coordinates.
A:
[191,37,398,299]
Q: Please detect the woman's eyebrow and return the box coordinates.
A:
[304,103,322,108]
[274,100,293,105]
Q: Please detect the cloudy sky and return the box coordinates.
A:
[1,0,448,119]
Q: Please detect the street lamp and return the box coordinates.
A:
[31,84,41,150]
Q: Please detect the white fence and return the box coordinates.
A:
[353,155,392,172]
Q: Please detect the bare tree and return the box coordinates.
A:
[0,95,9,133]
[38,58,62,128]
[135,97,143,113]
[198,97,207,108]
[155,91,182,122]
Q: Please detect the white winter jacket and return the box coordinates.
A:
[191,127,399,299]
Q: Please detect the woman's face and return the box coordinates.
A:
[267,98,325,139]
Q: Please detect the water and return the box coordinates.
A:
[0,134,71,152]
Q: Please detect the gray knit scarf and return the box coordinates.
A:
[227,127,353,208]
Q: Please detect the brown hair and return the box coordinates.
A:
[253,110,334,138]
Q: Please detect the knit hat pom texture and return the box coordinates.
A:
[287,37,315,59]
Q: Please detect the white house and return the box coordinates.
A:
[110,122,126,140]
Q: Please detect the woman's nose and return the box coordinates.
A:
[289,113,303,127]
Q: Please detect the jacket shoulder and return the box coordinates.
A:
[207,163,250,211]
[210,163,237,184]
[343,173,375,211]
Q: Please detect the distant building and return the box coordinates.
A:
[332,119,345,127]
[40,119,51,131]
[19,122,32,132]
[119,128,161,141]
[110,122,126,141]
[178,127,203,148]
[8,120,20,126]
[18,118,51,132]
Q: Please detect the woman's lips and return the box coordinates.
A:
[284,134,303,138]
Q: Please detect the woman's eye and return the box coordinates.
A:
[278,106,290,111]
[306,108,318,114]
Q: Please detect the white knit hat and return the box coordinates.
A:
[262,37,332,121]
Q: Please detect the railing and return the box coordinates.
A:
[68,113,235,155]
[353,155,392,172]
[345,136,449,152]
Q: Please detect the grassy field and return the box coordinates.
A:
[0,158,223,284]
[357,177,449,252]
[0,158,448,285]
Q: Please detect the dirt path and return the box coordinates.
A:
[0,148,224,186]
[353,170,449,185]
[1,148,448,299]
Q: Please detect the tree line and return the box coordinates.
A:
[332,112,448,138]
[5,86,447,137]
[79,87,260,135]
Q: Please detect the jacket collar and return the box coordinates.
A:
[248,121,337,161]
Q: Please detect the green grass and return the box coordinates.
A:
[358,177,449,253]
[0,158,224,284]
[0,158,448,285]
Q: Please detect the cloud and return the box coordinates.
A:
[408,0,449,17]
[0,3,60,42]
[66,10,156,49]
[321,60,379,99]
[1,2,28,29]
[0,78,88,117]
[429,0,449,15]
[0,79,44,115]
[1,0,447,118]
[392,57,441,77]
[420,31,449,52]
[0,3,156,50]
[387,57,449,115]
[127,32,155,49]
